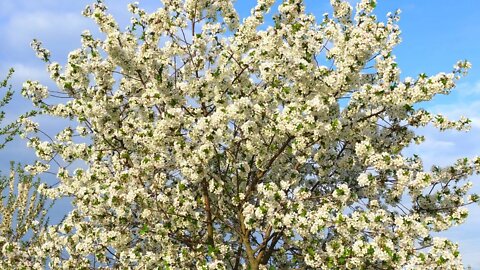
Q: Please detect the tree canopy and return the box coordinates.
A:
[1,0,479,269]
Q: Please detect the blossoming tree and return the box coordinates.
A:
[13,0,480,268]
[0,70,51,268]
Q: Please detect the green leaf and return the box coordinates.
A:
[292,22,302,33]
[177,183,186,192]
[307,247,315,257]
[139,224,149,235]
[64,82,73,90]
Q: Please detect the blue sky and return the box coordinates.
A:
[0,0,479,267]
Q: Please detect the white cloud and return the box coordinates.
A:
[3,11,90,52]
[10,63,50,83]
[403,123,477,167]
[455,80,480,97]
[0,1,158,60]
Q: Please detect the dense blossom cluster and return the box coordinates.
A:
[4,0,480,268]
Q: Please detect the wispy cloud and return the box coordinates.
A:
[10,63,50,83]
[403,124,479,169]
[1,11,91,59]
[455,80,480,97]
